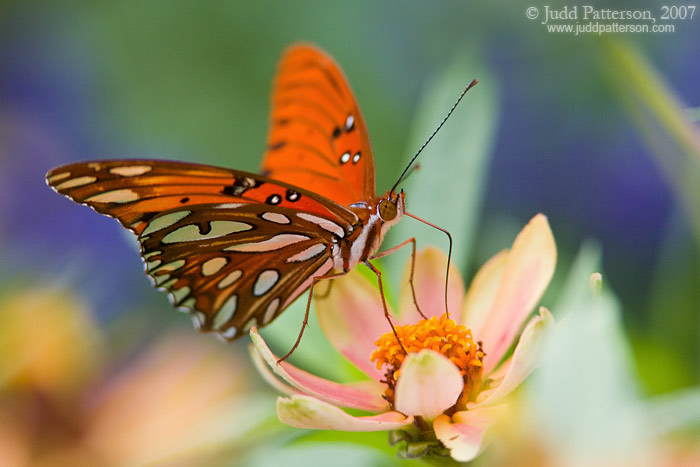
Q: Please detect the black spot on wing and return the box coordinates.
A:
[198,222,212,235]
[222,177,264,197]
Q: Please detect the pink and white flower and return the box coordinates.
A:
[251,214,556,461]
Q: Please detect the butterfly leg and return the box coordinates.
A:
[277,270,347,364]
[403,212,454,319]
[363,260,408,355]
[371,237,427,320]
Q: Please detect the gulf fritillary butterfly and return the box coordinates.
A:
[46,44,475,349]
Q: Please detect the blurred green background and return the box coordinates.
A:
[1,1,698,465]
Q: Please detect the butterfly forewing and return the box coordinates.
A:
[46,159,357,338]
[47,160,357,234]
[262,44,375,206]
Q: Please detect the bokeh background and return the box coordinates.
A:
[1,1,698,465]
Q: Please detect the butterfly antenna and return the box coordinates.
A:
[391,79,478,194]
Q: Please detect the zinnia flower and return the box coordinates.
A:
[251,214,556,461]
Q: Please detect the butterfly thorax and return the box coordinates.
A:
[334,190,405,273]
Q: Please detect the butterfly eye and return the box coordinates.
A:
[378,199,398,221]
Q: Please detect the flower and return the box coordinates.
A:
[251,214,557,461]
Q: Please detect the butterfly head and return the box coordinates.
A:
[378,189,405,226]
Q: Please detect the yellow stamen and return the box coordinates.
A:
[370,313,485,405]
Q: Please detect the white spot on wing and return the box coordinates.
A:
[144,250,161,259]
[191,311,206,329]
[201,257,228,276]
[261,212,291,224]
[162,221,252,244]
[141,211,191,236]
[296,213,345,238]
[263,298,280,325]
[213,294,237,329]
[253,269,279,297]
[109,165,153,177]
[345,114,355,130]
[218,269,243,289]
[180,298,196,310]
[147,259,162,271]
[153,259,186,273]
[171,286,190,304]
[48,172,71,183]
[286,243,326,263]
[220,326,238,339]
[154,273,171,286]
[213,203,245,209]
[86,189,139,204]
[56,176,97,190]
[159,278,177,289]
[225,234,310,252]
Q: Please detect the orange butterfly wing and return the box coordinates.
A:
[46,159,356,235]
[46,160,358,339]
[261,44,375,206]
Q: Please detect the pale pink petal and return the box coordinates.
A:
[398,247,464,324]
[249,344,300,397]
[433,406,505,462]
[277,394,414,431]
[394,350,463,420]
[459,249,508,334]
[250,328,387,412]
[314,269,395,381]
[478,214,556,372]
[473,307,554,407]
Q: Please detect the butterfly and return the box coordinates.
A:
[46,44,414,344]
[47,44,476,352]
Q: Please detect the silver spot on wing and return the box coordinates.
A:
[253,269,279,297]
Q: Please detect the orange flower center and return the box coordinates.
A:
[370,313,485,407]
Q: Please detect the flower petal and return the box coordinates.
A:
[398,247,465,324]
[433,406,505,462]
[478,214,556,372]
[314,269,394,381]
[394,350,463,420]
[250,328,388,412]
[473,307,554,407]
[249,344,300,397]
[459,249,508,334]
[278,394,413,431]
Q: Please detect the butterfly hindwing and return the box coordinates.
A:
[140,203,339,339]
[261,44,376,206]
